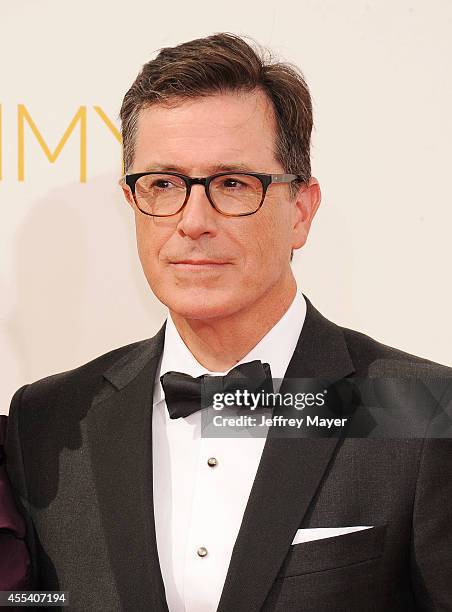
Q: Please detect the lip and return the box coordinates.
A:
[169,260,230,271]
[172,260,228,265]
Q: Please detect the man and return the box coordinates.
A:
[5,33,452,611]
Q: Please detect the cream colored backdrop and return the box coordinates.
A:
[1,0,451,414]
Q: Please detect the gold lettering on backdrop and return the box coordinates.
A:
[17,105,87,182]
[93,106,123,175]
[0,105,123,181]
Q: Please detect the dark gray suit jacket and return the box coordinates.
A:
[5,296,452,611]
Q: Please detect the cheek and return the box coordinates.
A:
[254,208,289,257]
[227,210,288,271]
[134,217,165,269]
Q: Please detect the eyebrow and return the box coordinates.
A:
[141,162,255,174]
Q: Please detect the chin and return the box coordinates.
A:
[158,287,241,321]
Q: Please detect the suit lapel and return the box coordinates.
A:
[87,324,169,611]
[217,296,355,612]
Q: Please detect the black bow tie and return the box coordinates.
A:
[160,360,273,419]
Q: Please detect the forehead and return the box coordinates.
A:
[132,89,280,173]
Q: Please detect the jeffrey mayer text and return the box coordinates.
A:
[213,415,349,429]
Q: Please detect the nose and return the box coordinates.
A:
[176,183,219,240]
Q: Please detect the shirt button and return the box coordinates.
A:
[207,457,218,467]
[197,547,208,558]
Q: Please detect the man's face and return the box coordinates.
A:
[122,89,319,321]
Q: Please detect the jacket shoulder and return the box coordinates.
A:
[10,337,154,410]
[341,325,452,377]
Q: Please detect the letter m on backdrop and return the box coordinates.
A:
[18,105,87,182]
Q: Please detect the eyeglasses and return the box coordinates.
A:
[123,171,305,217]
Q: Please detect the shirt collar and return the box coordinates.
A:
[153,285,306,405]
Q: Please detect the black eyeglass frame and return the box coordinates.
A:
[123,171,305,217]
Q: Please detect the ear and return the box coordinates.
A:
[118,177,135,210]
[291,177,321,251]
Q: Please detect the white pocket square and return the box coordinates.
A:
[291,526,373,545]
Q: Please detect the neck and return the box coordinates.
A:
[169,274,298,371]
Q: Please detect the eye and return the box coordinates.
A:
[152,179,174,189]
[222,178,245,189]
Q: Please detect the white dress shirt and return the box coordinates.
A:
[152,286,307,612]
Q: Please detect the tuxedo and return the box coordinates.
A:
[5,295,452,611]
[151,287,306,612]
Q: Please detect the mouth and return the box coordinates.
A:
[169,260,230,271]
